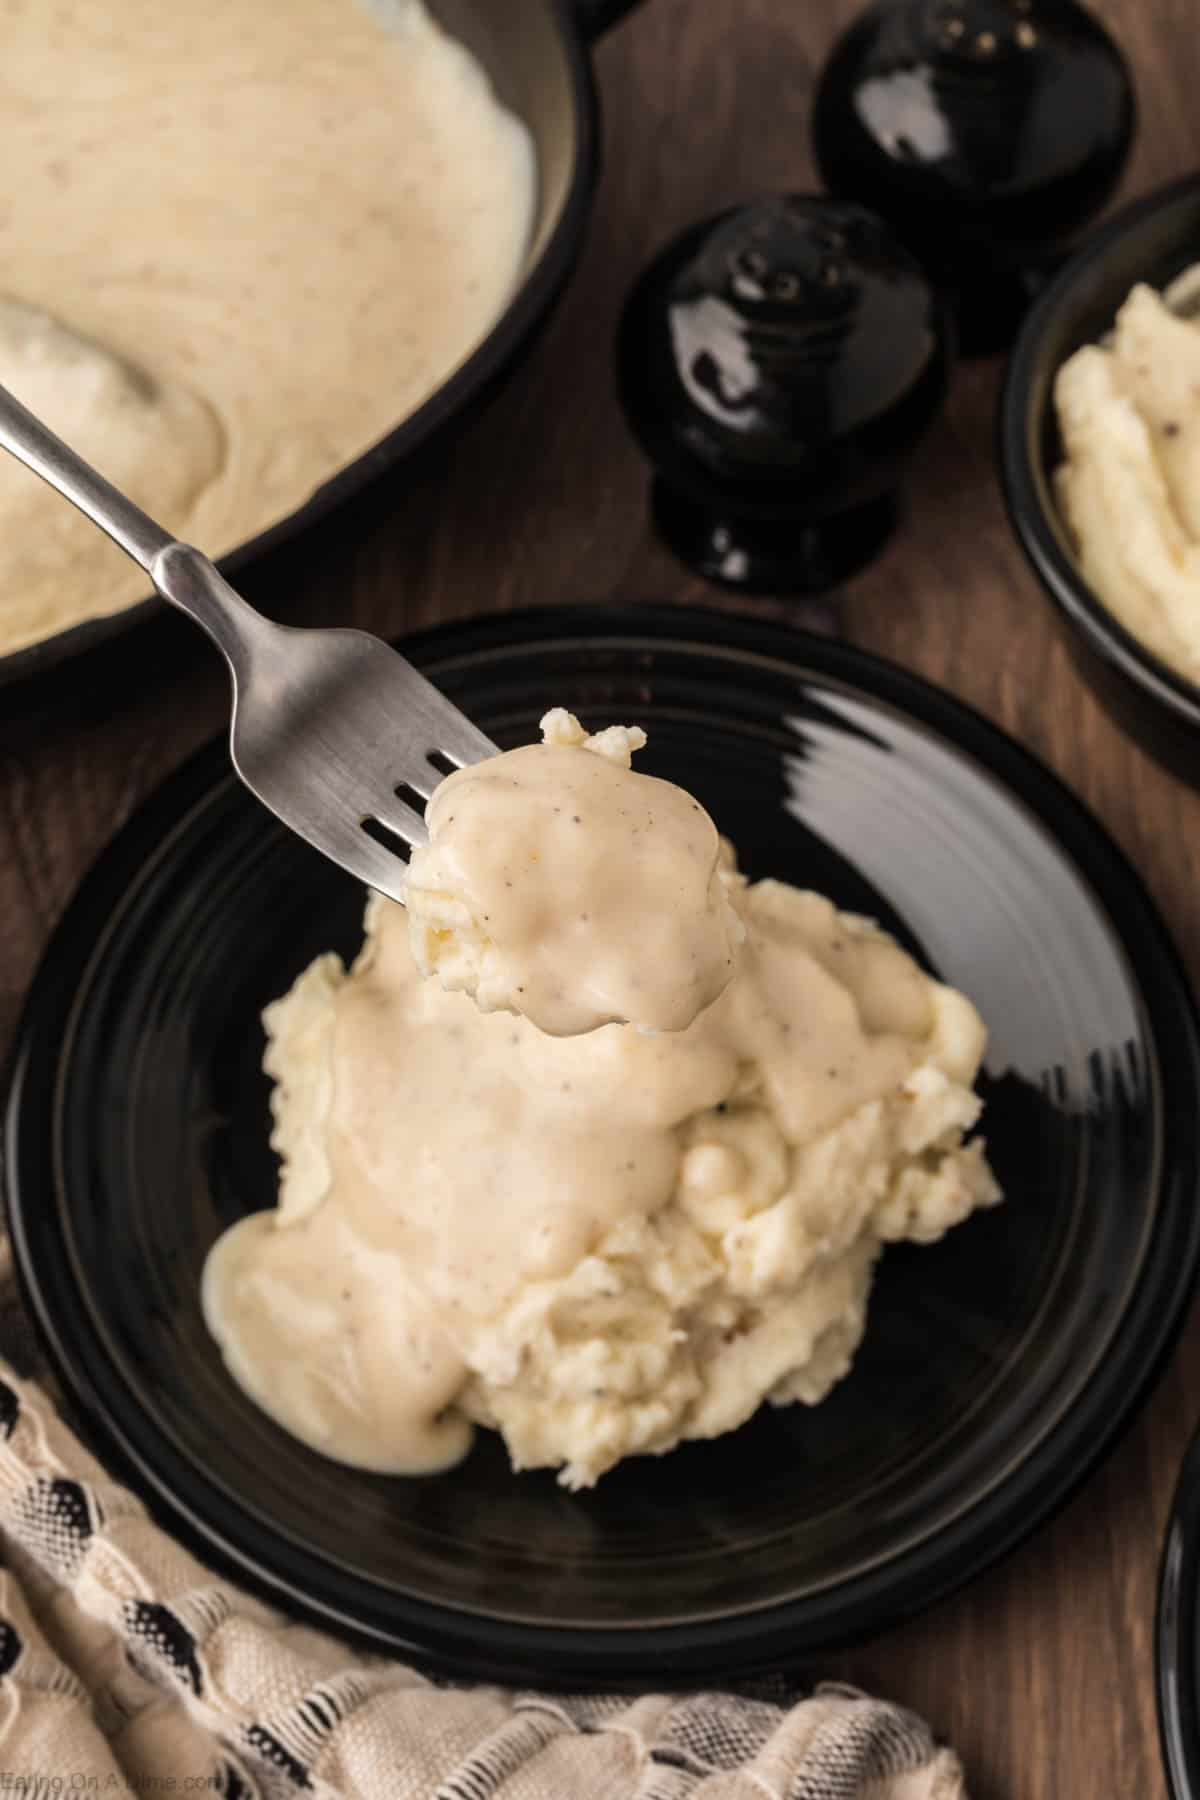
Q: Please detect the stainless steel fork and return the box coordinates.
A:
[0,382,498,902]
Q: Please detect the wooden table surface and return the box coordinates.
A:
[2,2,1199,1794]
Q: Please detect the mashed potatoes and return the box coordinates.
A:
[203,722,999,1489]
[1055,267,1200,683]
[403,710,743,1036]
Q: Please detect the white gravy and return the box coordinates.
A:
[402,712,744,1035]
[0,0,534,653]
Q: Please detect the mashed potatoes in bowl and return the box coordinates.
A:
[1054,264,1200,687]
[202,714,1000,1489]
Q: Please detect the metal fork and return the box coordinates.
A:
[0,382,498,903]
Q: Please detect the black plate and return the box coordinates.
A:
[5,607,1200,1684]
[1159,1420,1200,1797]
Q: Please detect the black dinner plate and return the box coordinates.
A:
[5,606,1199,1685]
[1159,1419,1200,1797]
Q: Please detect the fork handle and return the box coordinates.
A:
[0,380,172,570]
[0,379,273,671]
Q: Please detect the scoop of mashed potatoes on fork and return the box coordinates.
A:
[402,709,744,1036]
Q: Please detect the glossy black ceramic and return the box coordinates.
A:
[1159,1420,1200,1800]
[1000,174,1200,789]
[0,0,637,691]
[813,0,1135,354]
[6,609,1200,1684]
[617,198,951,592]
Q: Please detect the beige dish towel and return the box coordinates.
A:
[0,1239,964,1800]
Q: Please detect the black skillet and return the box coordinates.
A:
[1,0,641,688]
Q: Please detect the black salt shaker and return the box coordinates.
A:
[616,195,951,594]
[812,0,1135,353]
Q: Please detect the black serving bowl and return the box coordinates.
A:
[1000,174,1200,786]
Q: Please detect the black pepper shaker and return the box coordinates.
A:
[812,0,1135,354]
[616,196,951,595]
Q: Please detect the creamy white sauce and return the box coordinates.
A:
[203,726,1000,1488]
[0,0,534,653]
[403,711,744,1036]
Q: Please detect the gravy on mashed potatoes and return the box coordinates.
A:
[403,709,744,1036]
[0,0,534,655]
[1055,265,1200,684]
[202,715,1000,1490]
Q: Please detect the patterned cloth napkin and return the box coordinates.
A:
[0,1233,965,1799]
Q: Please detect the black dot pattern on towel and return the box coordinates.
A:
[214,1761,260,1800]
[0,1379,18,1440]
[0,1617,22,1679]
[126,1600,204,1696]
[14,1476,97,1582]
[245,1724,311,1787]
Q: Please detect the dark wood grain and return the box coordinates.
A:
[1,4,1197,1794]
